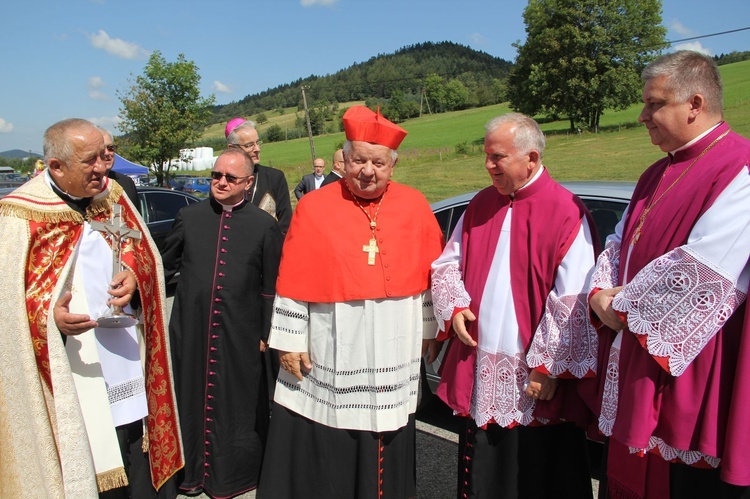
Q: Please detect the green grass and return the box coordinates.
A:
[206,60,750,203]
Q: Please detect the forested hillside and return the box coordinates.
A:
[211,41,512,125]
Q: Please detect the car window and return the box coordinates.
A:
[142,192,194,224]
[433,204,469,242]
[579,199,628,248]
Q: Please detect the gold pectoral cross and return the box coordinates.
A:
[362,238,379,266]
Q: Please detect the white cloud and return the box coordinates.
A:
[88,76,105,89]
[469,33,489,46]
[87,116,121,131]
[88,30,149,60]
[87,76,110,100]
[672,41,712,56]
[0,118,13,133]
[300,0,338,6]
[212,80,232,93]
[669,20,694,37]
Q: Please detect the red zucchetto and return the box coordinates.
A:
[342,106,407,150]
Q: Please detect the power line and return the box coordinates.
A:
[666,26,750,46]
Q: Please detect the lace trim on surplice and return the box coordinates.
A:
[527,291,598,378]
[431,263,471,331]
[591,240,621,292]
[630,436,721,469]
[470,349,540,428]
[613,247,746,376]
[598,340,620,437]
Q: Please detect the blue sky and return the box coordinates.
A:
[1,0,748,154]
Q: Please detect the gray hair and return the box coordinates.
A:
[642,50,723,116]
[44,118,96,164]
[97,126,114,143]
[485,113,545,159]
[342,140,398,163]
[217,148,254,176]
[226,120,259,145]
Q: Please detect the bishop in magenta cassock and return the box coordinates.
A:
[432,113,599,498]
[589,51,750,498]
[162,149,282,498]
[258,106,444,498]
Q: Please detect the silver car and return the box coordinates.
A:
[426,181,635,392]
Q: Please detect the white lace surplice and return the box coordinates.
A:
[268,292,436,433]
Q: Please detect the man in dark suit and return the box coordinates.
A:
[226,118,292,235]
[294,158,326,200]
[321,149,344,187]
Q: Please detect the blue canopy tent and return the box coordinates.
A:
[112,154,149,175]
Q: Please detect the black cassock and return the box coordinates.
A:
[162,197,282,497]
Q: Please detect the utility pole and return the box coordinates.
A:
[421,87,432,116]
[301,86,316,162]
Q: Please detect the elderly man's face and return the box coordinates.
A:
[638,75,697,152]
[484,123,538,196]
[101,132,116,172]
[231,127,261,165]
[344,141,395,200]
[210,152,253,205]
[50,125,108,198]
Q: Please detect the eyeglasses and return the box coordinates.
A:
[232,140,263,150]
[210,171,251,184]
[105,144,117,152]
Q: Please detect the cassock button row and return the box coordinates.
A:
[206,417,213,421]
[207,406,214,410]
[223,225,229,229]
[214,298,221,302]
[222,237,227,241]
[221,248,227,253]
[212,322,219,327]
[210,347,217,352]
[211,334,218,339]
[218,272,225,277]
[219,260,226,265]
[216,285,223,290]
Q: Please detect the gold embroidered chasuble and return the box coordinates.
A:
[0,174,183,496]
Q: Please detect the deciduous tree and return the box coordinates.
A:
[507,0,667,130]
[118,51,215,185]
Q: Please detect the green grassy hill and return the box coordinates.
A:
[206,59,750,203]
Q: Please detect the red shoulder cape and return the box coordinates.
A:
[276,181,444,302]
